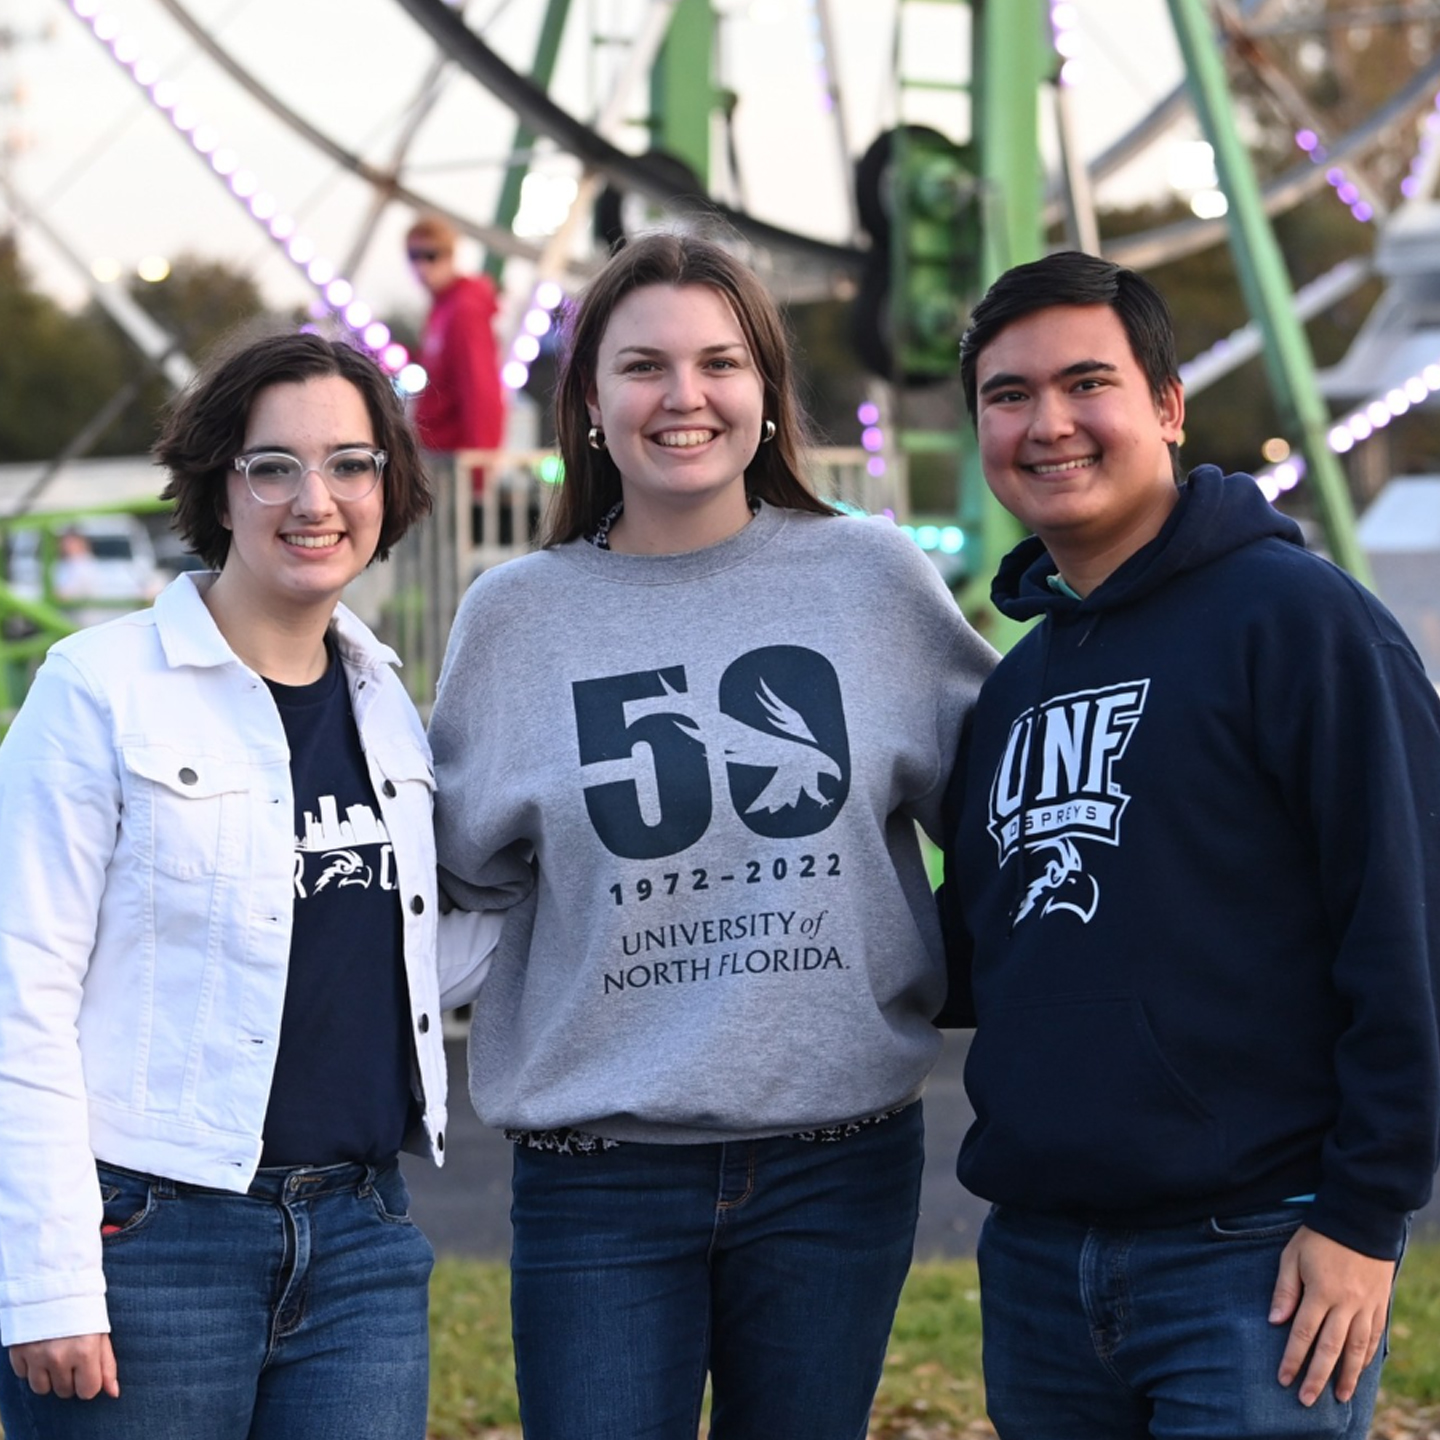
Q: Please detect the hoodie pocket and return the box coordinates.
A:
[961,994,1223,1211]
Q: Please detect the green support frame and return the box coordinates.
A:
[1165,0,1372,582]
[951,0,1372,635]
[0,498,171,734]
[958,0,1051,641]
[649,0,715,186]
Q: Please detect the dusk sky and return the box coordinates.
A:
[0,0,1187,325]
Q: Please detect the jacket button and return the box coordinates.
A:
[410,895,425,914]
[178,767,198,785]
[418,1013,430,1033]
[383,780,397,798]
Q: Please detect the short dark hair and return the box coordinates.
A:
[959,249,1181,423]
[544,231,835,545]
[155,330,432,569]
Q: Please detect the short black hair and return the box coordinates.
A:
[155,330,431,569]
[959,251,1183,481]
[960,251,1181,421]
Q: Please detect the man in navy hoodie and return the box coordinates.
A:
[942,249,1440,1439]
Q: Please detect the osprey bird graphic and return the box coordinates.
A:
[711,678,841,813]
[313,849,372,893]
[1015,838,1100,924]
[615,673,842,815]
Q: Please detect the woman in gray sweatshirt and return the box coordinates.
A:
[431,232,996,1440]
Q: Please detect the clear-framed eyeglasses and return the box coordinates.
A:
[231,448,387,505]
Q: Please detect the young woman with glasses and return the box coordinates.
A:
[430,232,997,1439]
[0,331,497,1439]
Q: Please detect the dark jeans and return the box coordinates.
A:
[978,1202,1394,1440]
[0,1159,432,1440]
[509,1102,925,1440]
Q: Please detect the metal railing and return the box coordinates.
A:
[0,453,907,726]
[376,447,908,712]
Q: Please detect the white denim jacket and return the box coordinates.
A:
[0,574,496,1346]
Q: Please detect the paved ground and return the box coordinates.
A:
[404,1031,1440,1259]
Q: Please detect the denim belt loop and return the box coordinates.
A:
[248,1158,375,1201]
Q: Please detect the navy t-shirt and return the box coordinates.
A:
[260,643,417,1166]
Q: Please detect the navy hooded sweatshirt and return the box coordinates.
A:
[944,466,1440,1261]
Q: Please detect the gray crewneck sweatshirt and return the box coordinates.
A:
[431,502,996,1142]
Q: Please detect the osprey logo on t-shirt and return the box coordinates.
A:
[573,645,851,861]
[292,795,398,900]
[986,680,1149,924]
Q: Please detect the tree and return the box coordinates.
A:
[126,254,268,360]
[92,254,271,455]
[0,234,133,463]
[0,246,273,463]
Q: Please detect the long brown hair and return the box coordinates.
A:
[545,232,835,546]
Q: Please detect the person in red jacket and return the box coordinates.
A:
[406,215,506,465]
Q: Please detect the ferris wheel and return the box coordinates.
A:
[5,0,1440,557]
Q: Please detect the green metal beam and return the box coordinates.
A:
[962,0,1052,644]
[484,0,573,283]
[650,0,715,186]
[0,580,75,736]
[1165,0,1372,583]
[972,0,1049,286]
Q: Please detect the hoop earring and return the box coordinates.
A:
[588,426,606,451]
[761,419,776,443]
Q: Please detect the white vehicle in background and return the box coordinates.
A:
[5,513,164,627]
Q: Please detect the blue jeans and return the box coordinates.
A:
[509,1101,925,1440]
[978,1203,1394,1440]
[0,1159,433,1440]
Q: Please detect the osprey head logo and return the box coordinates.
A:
[988,681,1148,925]
[1015,839,1100,924]
[313,849,373,892]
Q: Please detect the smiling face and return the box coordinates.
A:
[975,303,1185,589]
[586,282,765,550]
[216,374,384,620]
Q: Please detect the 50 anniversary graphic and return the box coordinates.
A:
[571,645,852,995]
[573,645,851,858]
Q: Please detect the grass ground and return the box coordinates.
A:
[425,1239,1440,1439]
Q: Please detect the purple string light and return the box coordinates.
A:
[1295,136,1376,225]
[66,0,414,377]
[1050,1,1083,86]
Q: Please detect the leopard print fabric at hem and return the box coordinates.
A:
[507,1107,906,1156]
[506,1128,622,1155]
